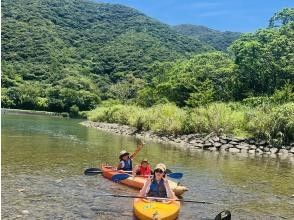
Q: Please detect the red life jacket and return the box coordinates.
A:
[138,165,151,176]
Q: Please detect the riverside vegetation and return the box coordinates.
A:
[1,0,294,149]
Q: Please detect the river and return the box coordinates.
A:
[1,113,294,219]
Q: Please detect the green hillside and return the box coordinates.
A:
[173,24,241,51]
[1,0,211,112]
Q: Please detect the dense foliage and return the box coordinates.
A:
[173,24,241,51]
[1,0,211,111]
[87,102,294,144]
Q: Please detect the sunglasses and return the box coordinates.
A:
[154,169,163,174]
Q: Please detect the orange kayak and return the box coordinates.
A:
[101,165,188,196]
[133,197,180,220]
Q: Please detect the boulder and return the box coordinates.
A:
[212,136,220,142]
[213,142,222,149]
[189,139,197,144]
[270,148,279,154]
[209,147,217,151]
[229,148,240,153]
[220,144,232,151]
[229,141,239,145]
[248,149,256,154]
[279,149,289,154]
[203,142,213,148]
[256,140,267,146]
[220,139,228,144]
[194,143,204,148]
[249,145,257,150]
[263,147,270,152]
[256,148,264,154]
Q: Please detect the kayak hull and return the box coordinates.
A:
[133,198,180,220]
[101,165,188,196]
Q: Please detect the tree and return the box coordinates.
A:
[269,8,294,28]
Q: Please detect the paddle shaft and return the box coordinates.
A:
[96,194,214,204]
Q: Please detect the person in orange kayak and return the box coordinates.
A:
[139,163,176,199]
[117,142,144,171]
[133,158,152,176]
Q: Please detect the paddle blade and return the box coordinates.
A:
[165,168,172,174]
[111,174,130,182]
[167,172,183,179]
[84,168,102,176]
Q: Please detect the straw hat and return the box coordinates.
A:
[141,158,149,163]
[119,150,130,160]
[154,163,166,172]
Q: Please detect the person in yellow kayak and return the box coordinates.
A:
[139,163,176,199]
[133,158,152,176]
[117,142,144,171]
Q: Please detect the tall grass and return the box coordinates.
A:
[86,102,294,144]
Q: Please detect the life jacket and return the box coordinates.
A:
[137,165,152,176]
[147,179,167,198]
[119,159,132,171]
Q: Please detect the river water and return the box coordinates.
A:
[1,113,294,219]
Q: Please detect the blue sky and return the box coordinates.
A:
[97,0,293,32]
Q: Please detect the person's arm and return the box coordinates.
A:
[139,175,152,197]
[117,161,124,170]
[132,165,140,176]
[163,178,176,199]
[130,142,145,159]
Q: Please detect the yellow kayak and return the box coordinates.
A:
[133,198,180,220]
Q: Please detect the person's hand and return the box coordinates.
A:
[146,175,153,184]
[162,176,168,184]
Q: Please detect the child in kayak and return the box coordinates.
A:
[139,163,176,199]
[133,158,152,176]
[117,143,144,171]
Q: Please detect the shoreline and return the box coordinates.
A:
[81,121,294,160]
[1,108,64,117]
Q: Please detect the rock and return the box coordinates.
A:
[220,139,228,144]
[270,148,279,154]
[203,142,213,148]
[55,179,62,183]
[248,149,256,154]
[174,138,181,143]
[212,136,220,142]
[220,144,232,151]
[209,147,217,151]
[22,210,29,215]
[213,142,222,148]
[195,139,204,143]
[17,188,25,192]
[256,140,267,146]
[237,143,250,150]
[229,141,239,145]
[249,145,257,150]
[208,138,215,144]
[231,138,242,143]
[279,149,289,154]
[189,139,197,144]
[249,139,256,144]
[290,147,294,153]
[240,149,248,154]
[256,148,264,154]
[229,148,240,153]
[194,143,204,148]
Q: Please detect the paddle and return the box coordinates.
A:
[94,193,215,204]
[84,168,133,176]
[111,172,183,181]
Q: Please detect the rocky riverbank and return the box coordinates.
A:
[81,121,294,159]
